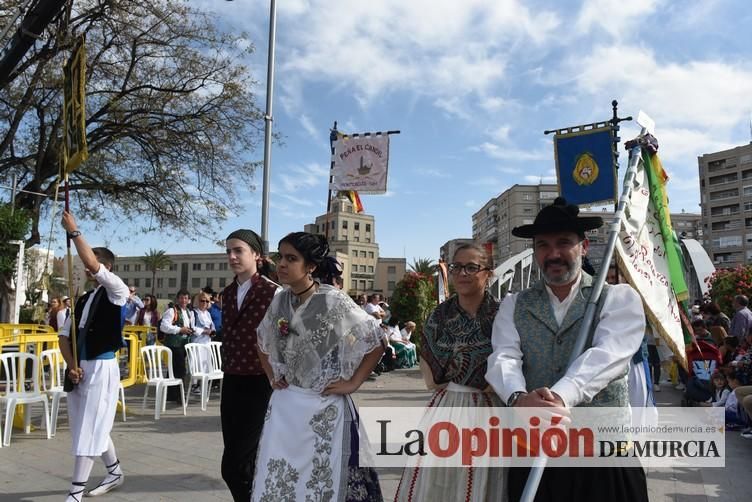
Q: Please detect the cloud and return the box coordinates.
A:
[471,142,549,161]
[558,45,752,133]
[575,0,659,40]
[414,167,452,178]
[273,0,559,112]
[275,162,331,193]
[298,114,320,143]
[275,193,316,207]
[523,174,557,184]
[496,166,522,174]
[488,125,511,143]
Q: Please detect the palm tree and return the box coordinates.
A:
[140,249,172,295]
[409,258,437,276]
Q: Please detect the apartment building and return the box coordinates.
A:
[698,142,752,268]
[100,252,234,299]
[472,184,559,266]
[439,238,476,262]
[473,184,701,270]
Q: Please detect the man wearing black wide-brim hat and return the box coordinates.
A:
[486,197,648,501]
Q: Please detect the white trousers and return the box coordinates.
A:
[67,359,120,456]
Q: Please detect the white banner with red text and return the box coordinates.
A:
[358,406,724,468]
[330,134,390,194]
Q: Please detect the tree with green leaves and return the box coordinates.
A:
[390,272,436,354]
[409,258,437,275]
[140,248,171,295]
[0,204,31,321]
[0,0,266,247]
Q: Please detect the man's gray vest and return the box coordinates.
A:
[513,272,629,407]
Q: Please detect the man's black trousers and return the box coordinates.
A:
[220,374,272,502]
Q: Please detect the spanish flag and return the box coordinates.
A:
[346,190,364,213]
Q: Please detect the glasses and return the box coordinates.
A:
[448,263,489,275]
[199,300,210,303]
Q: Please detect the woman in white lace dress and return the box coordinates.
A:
[253,232,385,502]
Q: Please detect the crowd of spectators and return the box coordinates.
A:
[679,296,752,439]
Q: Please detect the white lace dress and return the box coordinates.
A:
[252,284,384,502]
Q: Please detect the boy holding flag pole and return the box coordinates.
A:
[57,35,128,501]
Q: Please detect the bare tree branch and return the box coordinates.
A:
[0,0,266,248]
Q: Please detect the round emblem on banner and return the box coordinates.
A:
[572,152,599,186]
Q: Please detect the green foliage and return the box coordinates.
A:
[140,248,172,295]
[0,204,31,297]
[390,272,437,354]
[409,258,437,275]
[707,265,752,315]
[19,306,35,323]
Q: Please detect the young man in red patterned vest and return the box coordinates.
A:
[220,229,281,501]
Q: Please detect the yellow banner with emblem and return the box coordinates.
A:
[62,36,88,174]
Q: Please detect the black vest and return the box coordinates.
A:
[73,288,124,360]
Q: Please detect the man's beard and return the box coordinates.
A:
[541,253,582,286]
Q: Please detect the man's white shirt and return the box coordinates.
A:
[365,302,384,317]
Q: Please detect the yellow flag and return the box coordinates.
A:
[62,36,88,174]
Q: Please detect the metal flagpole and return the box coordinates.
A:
[325,121,338,242]
[260,0,277,254]
[520,125,648,502]
[609,100,632,282]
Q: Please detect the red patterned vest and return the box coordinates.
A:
[221,273,279,375]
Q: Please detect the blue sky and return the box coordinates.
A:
[64,0,752,263]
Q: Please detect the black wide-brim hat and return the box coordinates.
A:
[512,197,603,238]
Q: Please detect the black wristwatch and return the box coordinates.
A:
[507,391,526,407]
[67,230,82,239]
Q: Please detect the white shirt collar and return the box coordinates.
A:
[544,272,583,326]
[237,276,253,310]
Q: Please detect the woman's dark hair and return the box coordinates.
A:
[318,256,343,285]
[144,294,158,312]
[724,336,739,348]
[452,243,494,269]
[705,302,722,316]
[279,232,331,280]
[258,256,278,281]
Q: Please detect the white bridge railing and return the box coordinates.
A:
[489,249,536,300]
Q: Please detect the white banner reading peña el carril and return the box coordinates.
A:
[614,154,686,367]
[330,134,390,194]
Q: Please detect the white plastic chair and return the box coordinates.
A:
[185,343,223,411]
[209,341,224,394]
[0,352,51,446]
[40,349,67,436]
[140,346,185,419]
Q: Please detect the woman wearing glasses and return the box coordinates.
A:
[191,292,216,378]
[395,243,505,502]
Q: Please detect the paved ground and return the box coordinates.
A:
[0,368,750,501]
